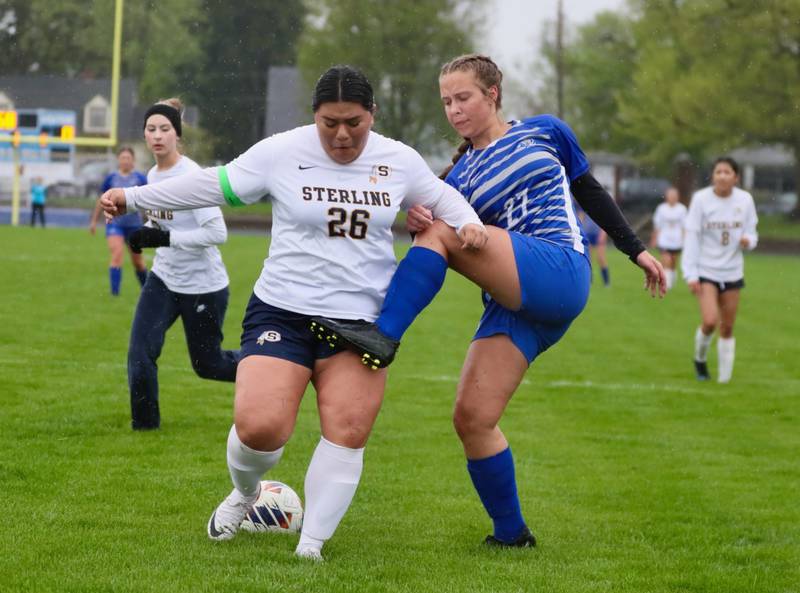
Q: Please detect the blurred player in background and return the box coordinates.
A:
[100,67,485,561]
[651,186,687,290]
[310,54,664,548]
[577,205,610,286]
[682,157,758,383]
[89,147,149,295]
[29,176,47,227]
[125,99,239,430]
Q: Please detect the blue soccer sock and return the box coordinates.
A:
[375,246,447,341]
[467,447,526,543]
[110,267,122,296]
[136,269,148,287]
[601,267,610,286]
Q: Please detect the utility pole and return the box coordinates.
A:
[556,0,564,119]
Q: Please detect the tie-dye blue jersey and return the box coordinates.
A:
[445,115,590,254]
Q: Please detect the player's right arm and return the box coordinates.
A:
[101,139,275,217]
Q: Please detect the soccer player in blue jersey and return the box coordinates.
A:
[311,54,665,548]
[576,205,610,285]
[89,147,149,295]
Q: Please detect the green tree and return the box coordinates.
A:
[0,0,205,102]
[558,11,638,153]
[297,0,480,155]
[188,0,305,160]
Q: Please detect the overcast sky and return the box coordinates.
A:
[481,0,625,79]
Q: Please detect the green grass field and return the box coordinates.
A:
[1,226,798,593]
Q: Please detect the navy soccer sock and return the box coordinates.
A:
[467,447,526,543]
[136,269,148,287]
[375,246,447,341]
[601,267,610,286]
[110,267,122,295]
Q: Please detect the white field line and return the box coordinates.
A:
[404,374,711,395]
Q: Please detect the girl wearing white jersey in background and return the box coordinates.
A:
[101,66,486,561]
[682,157,758,383]
[125,99,240,430]
[651,186,688,290]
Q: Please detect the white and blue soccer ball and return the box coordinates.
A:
[240,480,303,534]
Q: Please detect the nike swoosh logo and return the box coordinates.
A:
[208,511,225,538]
[298,165,317,170]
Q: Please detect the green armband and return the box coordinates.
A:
[218,166,244,207]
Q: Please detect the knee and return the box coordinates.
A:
[700,316,717,334]
[413,220,454,252]
[234,416,290,451]
[192,358,219,380]
[718,324,734,339]
[453,401,492,441]
[324,413,374,449]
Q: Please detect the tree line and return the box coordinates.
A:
[532,0,800,213]
[0,0,477,161]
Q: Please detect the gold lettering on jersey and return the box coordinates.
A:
[301,186,391,208]
[705,221,743,230]
[145,209,173,221]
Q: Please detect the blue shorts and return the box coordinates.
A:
[474,233,591,364]
[240,294,347,369]
[581,217,602,247]
[106,218,142,240]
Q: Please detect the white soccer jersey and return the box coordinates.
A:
[125,125,482,320]
[682,186,758,283]
[145,156,229,294]
[653,202,688,250]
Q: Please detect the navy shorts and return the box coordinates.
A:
[240,294,347,369]
[474,233,591,364]
[699,277,744,293]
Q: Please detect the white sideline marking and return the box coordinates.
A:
[407,374,708,395]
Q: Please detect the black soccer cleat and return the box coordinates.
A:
[484,526,537,548]
[309,317,400,369]
[694,359,710,381]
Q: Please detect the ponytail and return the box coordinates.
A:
[439,139,471,180]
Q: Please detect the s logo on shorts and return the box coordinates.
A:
[256,330,281,345]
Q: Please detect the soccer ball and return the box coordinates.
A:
[240,480,303,534]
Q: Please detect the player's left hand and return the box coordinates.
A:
[406,205,433,233]
[100,188,127,222]
[635,249,666,298]
[458,223,489,250]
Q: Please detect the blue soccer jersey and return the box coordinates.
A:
[102,171,148,227]
[445,115,589,253]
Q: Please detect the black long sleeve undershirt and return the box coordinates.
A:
[570,172,646,262]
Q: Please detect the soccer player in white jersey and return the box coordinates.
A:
[682,157,758,383]
[310,55,665,548]
[651,186,688,290]
[123,99,240,430]
[100,66,486,561]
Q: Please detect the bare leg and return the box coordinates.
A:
[453,335,534,545]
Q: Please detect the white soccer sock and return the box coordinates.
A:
[717,337,736,383]
[297,437,364,552]
[226,424,284,497]
[694,327,713,362]
[665,269,675,290]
